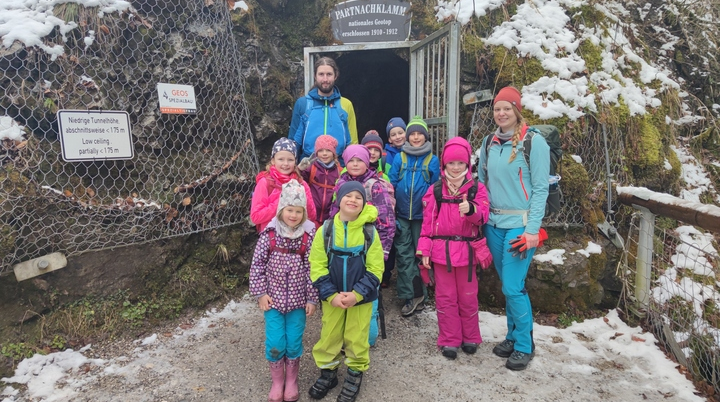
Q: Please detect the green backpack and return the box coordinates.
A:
[398,152,433,184]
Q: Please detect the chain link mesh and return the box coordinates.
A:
[467,105,629,227]
[0,1,257,276]
[619,213,720,394]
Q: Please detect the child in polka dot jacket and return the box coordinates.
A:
[249,179,319,402]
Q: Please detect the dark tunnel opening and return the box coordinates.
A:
[333,49,410,144]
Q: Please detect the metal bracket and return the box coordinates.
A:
[462,89,493,105]
[13,252,68,282]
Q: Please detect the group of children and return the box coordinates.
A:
[249,115,495,401]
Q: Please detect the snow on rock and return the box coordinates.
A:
[435,0,684,121]
[534,248,566,265]
[671,145,718,203]
[233,1,249,11]
[0,0,132,60]
[575,241,602,257]
[0,116,26,141]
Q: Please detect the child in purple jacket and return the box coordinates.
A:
[329,144,395,259]
[249,179,319,402]
[417,137,492,360]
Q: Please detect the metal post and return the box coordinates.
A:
[635,206,655,308]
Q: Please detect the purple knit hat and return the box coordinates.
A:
[341,144,370,168]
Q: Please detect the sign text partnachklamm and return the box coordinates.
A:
[330,0,411,44]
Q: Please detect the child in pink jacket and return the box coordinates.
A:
[417,137,492,360]
[251,138,316,232]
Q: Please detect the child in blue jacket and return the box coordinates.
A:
[388,116,440,317]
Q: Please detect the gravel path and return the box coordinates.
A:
[1,291,704,402]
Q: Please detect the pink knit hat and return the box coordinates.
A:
[441,137,471,167]
[341,144,370,167]
[314,134,338,156]
[493,86,522,112]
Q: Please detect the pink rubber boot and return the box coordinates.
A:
[268,359,284,402]
[283,357,300,401]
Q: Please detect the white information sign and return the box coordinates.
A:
[157,83,197,114]
[56,110,134,162]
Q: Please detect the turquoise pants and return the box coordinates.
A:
[483,225,536,354]
[264,308,306,362]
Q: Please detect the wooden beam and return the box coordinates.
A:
[617,191,720,233]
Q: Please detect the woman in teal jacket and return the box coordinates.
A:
[478,87,549,371]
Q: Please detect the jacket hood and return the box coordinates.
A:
[308,86,341,101]
[336,204,378,228]
[264,217,315,234]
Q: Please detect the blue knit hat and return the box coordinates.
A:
[336,181,366,208]
[386,117,406,137]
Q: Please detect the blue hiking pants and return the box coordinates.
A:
[483,225,536,354]
[264,308,306,362]
[369,297,379,346]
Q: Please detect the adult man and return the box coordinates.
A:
[289,57,358,161]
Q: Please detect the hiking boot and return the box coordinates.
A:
[506,350,535,371]
[308,369,338,400]
[492,339,515,358]
[414,301,425,312]
[440,346,458,360]
[336,368,363,402]
[461,343,478,355]
[400,296,424,317]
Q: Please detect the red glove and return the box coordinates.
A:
[537,228,548,247]
[508,228,549,259]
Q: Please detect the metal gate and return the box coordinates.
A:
[410,22,461,156]
[303,23,461,156]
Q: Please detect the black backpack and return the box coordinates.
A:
[482,125,563,214]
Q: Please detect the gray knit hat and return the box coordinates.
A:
[277,179,307,217]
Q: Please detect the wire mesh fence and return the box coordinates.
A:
[619,211,720,394]
[466,104,628,228]
[0,1,257,276]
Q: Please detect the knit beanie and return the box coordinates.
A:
[336,181,366,208]
[341,144,370,167]
[442,140,470,167]
[272,137,298,158]
[314,134,338,156]
[361,130,383,152]
[386,117,406,137]
[405,115,429,140]
[493,86,522,112]
[276,179,307,216]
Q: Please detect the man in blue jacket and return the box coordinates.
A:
[288,57,358,161]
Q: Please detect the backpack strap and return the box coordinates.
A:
[433,180,478,206]
[268,227,310,255]
[309,163,336,190]
[322,219,374,257]
[420,153,433,183]
[363,178,377,205]
[521,127,535,172]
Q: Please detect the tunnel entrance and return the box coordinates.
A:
[303,22,461,154]
[335,50,409,142]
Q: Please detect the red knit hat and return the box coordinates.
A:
[314,134,338,156]
[493,86,522,112]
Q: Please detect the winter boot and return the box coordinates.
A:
[268,359,285,402]
[308,368,338,400]
[283,357,300,402]
[336,368,363,402]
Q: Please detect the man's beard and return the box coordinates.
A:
[316,82,334,95]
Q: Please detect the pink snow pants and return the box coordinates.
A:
[433,263,482,348]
